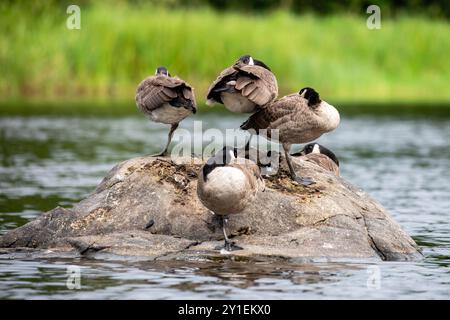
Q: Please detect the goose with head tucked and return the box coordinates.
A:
[240,87,340,186]
[206,55,278,113]
[135,66,196,156]
[197,146,264,252]
[291,143,340,176]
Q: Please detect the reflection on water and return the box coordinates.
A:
[0,113,449,299]
[1,255,448,299]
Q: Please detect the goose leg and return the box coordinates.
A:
[151,123,179,157]
[215,215,243,252]
[283,145,315,186]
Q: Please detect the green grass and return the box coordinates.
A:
[1,2,450,109]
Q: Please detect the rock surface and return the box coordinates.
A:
[0,155,421,261]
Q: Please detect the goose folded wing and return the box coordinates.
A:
[182,86,197,108]
[234,76,274,107]
[206,67,238,101]
[236,65,277,103]
[135,77,180,112]
[304,154,339,175]
[266,101,297,128]
[269,107,321,132]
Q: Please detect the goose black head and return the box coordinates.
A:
[238,55,255,66]
[237,55,272,71]
[155,66,170,77]
[299,87,321,107]
[202,146,238,181]
[299,143,340,166]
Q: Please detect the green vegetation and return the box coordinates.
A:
[1,1,450,112]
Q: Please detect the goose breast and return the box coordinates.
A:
[197,166,256,215]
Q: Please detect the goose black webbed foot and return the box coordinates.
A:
[293,175,315,186]
[215,240,243,252]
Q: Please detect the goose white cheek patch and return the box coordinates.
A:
[312,144,320,154]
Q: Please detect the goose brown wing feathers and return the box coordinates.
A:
[135,75,194,112]
[240,94,319,133]
[206,66,238,103]
[236,64,278,107]
[302,153,340,176]
[207,63,278,107]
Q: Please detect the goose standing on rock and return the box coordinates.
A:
[240,87,340,186]
[135,66,196,156]
[206,55,278,113]
[291,143,340,176]
[197,146,265,252]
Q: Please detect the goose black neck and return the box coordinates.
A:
[254,59,271,71]
[319,145,340,166]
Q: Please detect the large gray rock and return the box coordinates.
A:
[0,155,421,261]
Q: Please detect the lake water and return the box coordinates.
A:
[0,112,449,299]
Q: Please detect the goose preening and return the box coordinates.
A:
[240,87,340,186]
[291,143,340,176]
[135,66,197,156]
[206,55,278,113]
[197,146,264,252]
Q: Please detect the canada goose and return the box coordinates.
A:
[206,55,278,113]
[135,66,196,156]
[197,146,264,252]
[291,143,340,176]
[240,87,340,185]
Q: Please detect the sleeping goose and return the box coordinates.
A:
[135,66,196,156]
[240,87,340,185]
[206,55,278,113]
[197,146,264,252]
[291,143,340,176]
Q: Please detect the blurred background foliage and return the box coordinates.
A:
[0,0,449,111]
